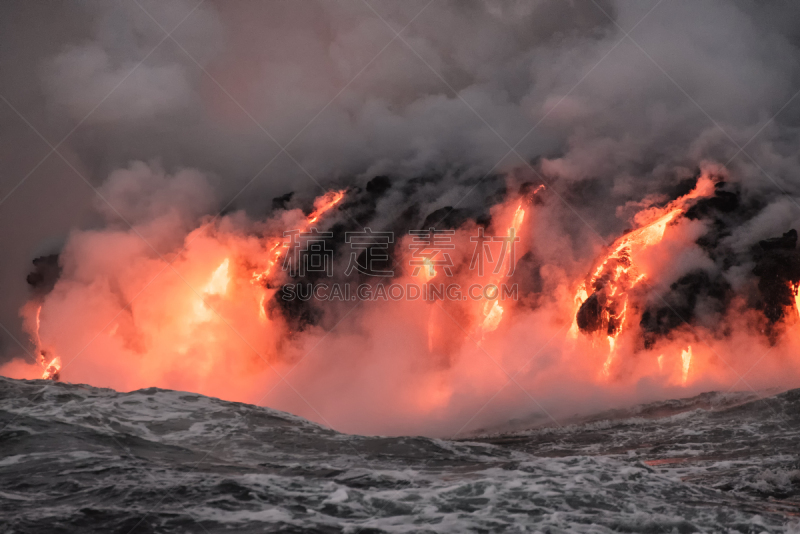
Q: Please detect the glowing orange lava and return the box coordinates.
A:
[792,282,800,318]
[31,305,61,380]
[478,202,525,338]
[308,189,346,224]
[569,174,716,378]
[681,345,693,384]
[6,169,800,437]
[251,189,345,285]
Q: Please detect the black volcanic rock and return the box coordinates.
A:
[639,270,731,347]
[421,207,469,230]
[684,188,740,220]
[26,254,61,295]
[576,292,603,334]
[366,175,391,196]
[758,228,798,251]
[270,284,323,333]
[753,229,800,324]
[272,191,294,211]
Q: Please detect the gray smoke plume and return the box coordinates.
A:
[1,0,800,374]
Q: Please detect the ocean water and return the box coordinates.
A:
[1,376,798,533]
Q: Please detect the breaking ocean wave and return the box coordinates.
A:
[1,376,798,533]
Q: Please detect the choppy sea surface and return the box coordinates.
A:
[1,376,799,533]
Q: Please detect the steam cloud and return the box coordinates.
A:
[2,0,800,436]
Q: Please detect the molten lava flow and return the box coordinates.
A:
[414,192,536,360]
[308,190,346,224]
[10,188,348,399]
[247,189,346,335]
[40,355,61,381]
[570,175,715,377]
[478,203,525,338]
[12,166,800,436]
[251,189,346,285]
[420,257,437,282]
[206,258,230,295]
[681,346,693,384]
[192,258,231,323]
[573,208,681,376]
[33,305,41,348]
[31,305,61,381]
[250,242,283,285]
[419,258,438,351]
[481,294,504,335]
